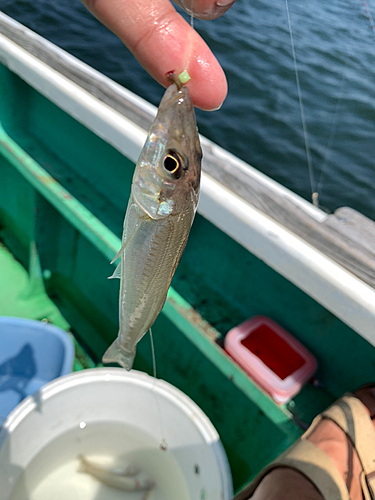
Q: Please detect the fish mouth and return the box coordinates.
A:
[159,84,193,115]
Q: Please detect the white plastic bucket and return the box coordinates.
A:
[0,368,233,500]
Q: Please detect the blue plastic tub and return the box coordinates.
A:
[0,317,74,422]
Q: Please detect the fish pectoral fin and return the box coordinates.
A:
[143,485,156,500]
[108,262,121,280]
[122,465,141,477]
[110,214,149,264]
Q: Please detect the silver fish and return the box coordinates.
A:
[78,455,155,496]
[103,82,202,370]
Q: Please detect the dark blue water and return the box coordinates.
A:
[2,0,375,218]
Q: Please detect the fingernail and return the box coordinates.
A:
[185,0,235,20]
[216,0,234,5]
[208,102,223,112]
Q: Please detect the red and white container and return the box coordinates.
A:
[224,316,317,404]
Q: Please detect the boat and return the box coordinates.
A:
[0,11,375,495]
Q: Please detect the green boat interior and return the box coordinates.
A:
[0,36,374,494]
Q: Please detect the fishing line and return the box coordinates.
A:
[361,0,375,41]
[318,0,375,206]
[188,0,194,27]
[317,71,346,197]
[150,326,157,379]
[284,0,318,206]
[318,0,375,204]
[149,328,168,451]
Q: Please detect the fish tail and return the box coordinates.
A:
[102,339,136,371]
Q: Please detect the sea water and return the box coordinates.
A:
[4,0,375,218]
[9,421,190,500]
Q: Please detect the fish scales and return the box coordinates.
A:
[103,82,202,370]
[120,203,193,334]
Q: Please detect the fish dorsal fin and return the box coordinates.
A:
[110,214,148,265]
[108,262,121,280]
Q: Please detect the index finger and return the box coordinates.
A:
[81,0,228,110]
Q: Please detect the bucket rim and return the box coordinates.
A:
[0,367,233,499]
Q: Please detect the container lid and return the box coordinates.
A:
[0,317,74,422]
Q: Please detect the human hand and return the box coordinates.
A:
[80,0,235,110]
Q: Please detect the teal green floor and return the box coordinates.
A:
[0,242,94,371]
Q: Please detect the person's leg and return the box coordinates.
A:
[242,386,375,500]
[306,418,363,500]
[251,468,323,500]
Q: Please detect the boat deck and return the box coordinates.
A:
[1,65,375,492]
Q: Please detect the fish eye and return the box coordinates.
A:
[163,150,186,179]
